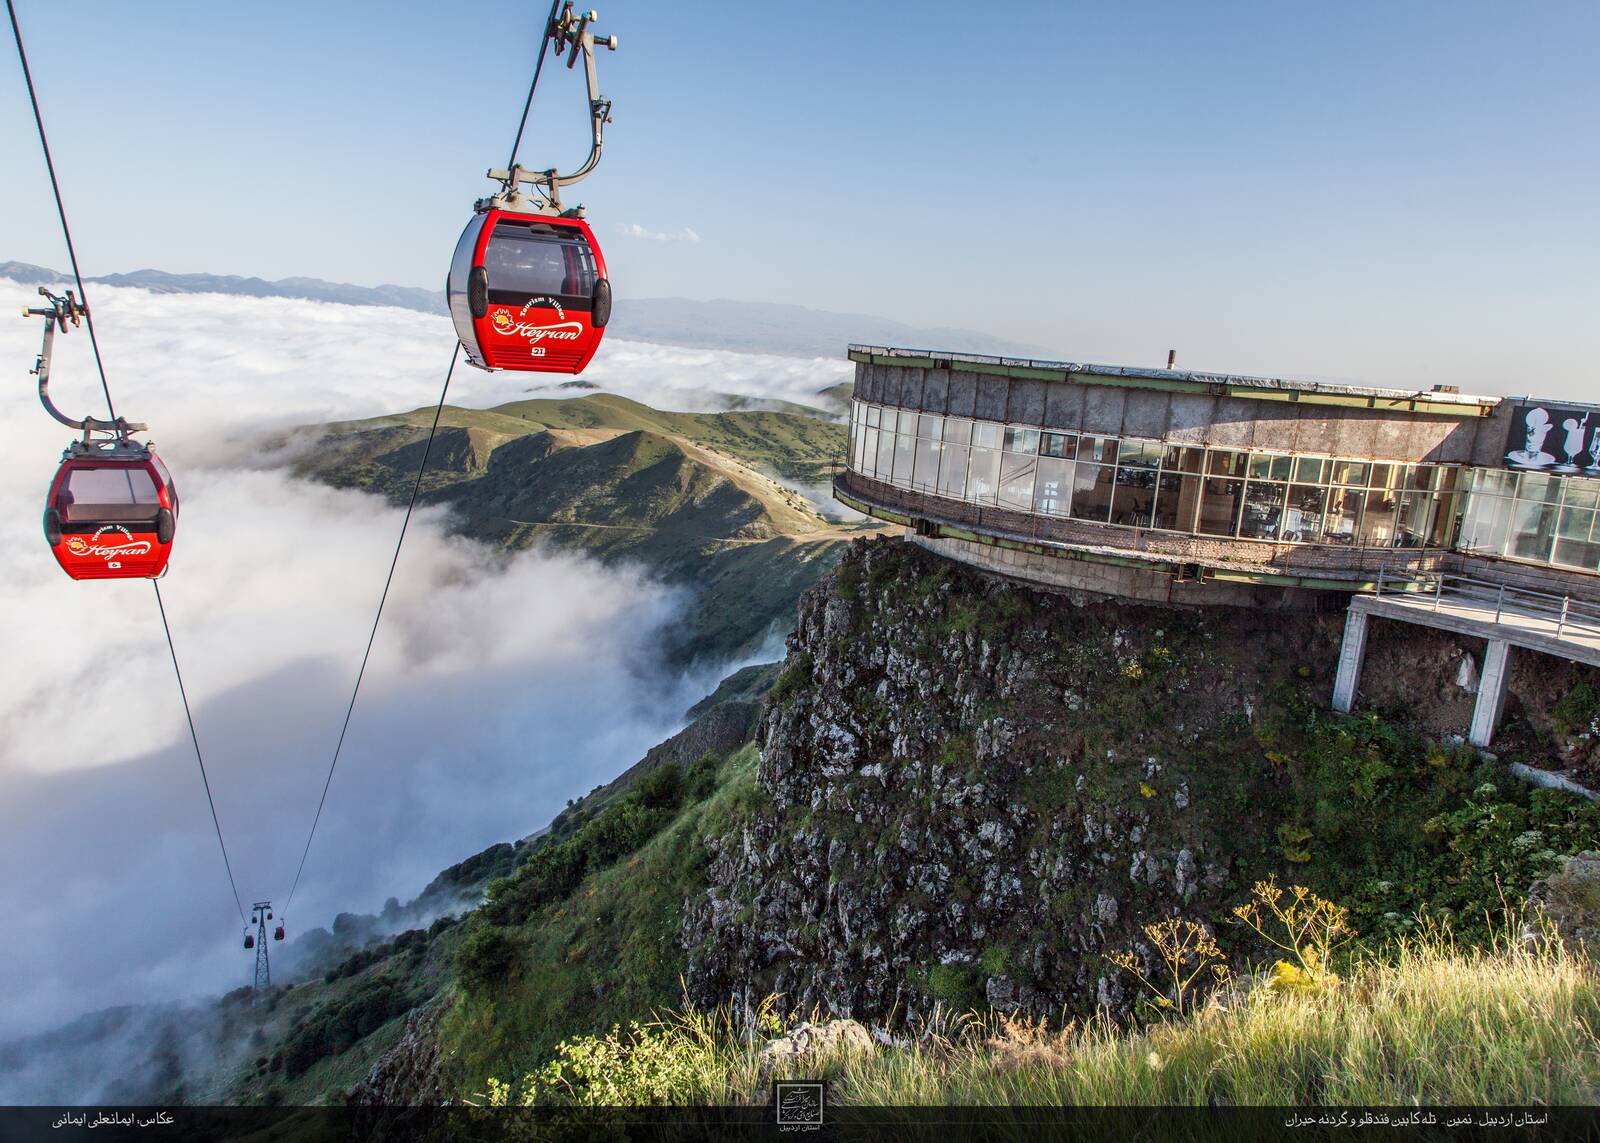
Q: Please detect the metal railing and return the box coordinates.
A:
[1373,567,1600,642]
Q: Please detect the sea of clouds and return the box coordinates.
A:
[0,279,851,1054]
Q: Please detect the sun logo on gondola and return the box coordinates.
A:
[491,310,515,333]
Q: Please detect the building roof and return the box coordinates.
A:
[847,344,1502,417]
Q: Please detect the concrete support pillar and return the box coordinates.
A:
[1470,639,1513,748]
[1332,606,1369,714]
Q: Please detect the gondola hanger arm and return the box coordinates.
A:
[485,3,617,216]
[23,287,145,436]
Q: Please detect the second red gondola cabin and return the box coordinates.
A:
[43,449,179,581]
[447,209,611,374]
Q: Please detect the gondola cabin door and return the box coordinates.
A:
[448,209,611,374]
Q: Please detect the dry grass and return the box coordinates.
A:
[483,925,1600,1107]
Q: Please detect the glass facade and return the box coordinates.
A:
[1458,469,1600,574]
[848,400,1462,552]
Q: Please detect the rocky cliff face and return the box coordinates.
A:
[681,536,1598,1023]
[682,538,1324,1019]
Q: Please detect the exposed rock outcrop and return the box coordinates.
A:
[348,1000,452,1107]
[683,536,1338,1023]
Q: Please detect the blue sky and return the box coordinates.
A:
[1,0,1596,394]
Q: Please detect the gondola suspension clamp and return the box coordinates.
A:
[484,3,617,217]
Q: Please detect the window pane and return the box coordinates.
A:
[943,417,973,446]
[1394,490,1433,548]
[1165,446,1206,474]
[63,466,159,505]
[913,435,942,491]
[1080,436,1118,464]
[865,404,881,428]
[1564,480,1600,510]
[938,446,970,498]
[892,428,917,486]
[1331,460,1370,487]
[1249,453,1293,481]
[1040,432,1075,459]
[1283,485,1327,542]
[1033,457,1071,515]
[1508,498,1558,562]
[1118,440,1163,469]
[1518,472,1564,504]
[1208,450,1248,478]
[997,451,1037,511]
[485,221,597,304]
[1552,507,1600,571]
[1427,492,1458,548]
[1323,487,1363,545]
[1368,463,1395,490]
[1111,465,1158,527]
[1069,463,1115,522]
[966,444,1002,501]
[858,427,879,476]
[972,421,1003,449]
[1003,427,1039,455]
[1239,481,1286,540]
[1294,457,1328,484]
[1197,477,1244,536]
[918,414,944,441]
[1357,489,1398,548]
[875,425,897,478]
[1151,471,1199,532]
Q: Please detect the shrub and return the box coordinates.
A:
[685,752,720,801]
[455,926,521,993]
[639,763,682,810]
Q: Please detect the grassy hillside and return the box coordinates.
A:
[290,394,878,664]
[190,539,1600,1108]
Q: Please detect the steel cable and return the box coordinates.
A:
[505,0,565,174]
[6,0,116,423]
[9,0,253,925]
[284,343,460,912]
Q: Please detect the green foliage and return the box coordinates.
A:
[685,752,721,801]
[1552,682,1600,738]
[978,946,1011,978]
[768,653,813,706]
[440,744,763,1095]
[455,927,522,994]
[1280,706,1600,943]
[482,783,677,926]
[280,972,423,1079]
[910,963,982,1009]
[638,763,683,810]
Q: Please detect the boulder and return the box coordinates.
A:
[757,1019,875,1084]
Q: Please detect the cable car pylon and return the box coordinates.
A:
[246,901,283,994]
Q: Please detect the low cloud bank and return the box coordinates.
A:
[0,279,792,1056]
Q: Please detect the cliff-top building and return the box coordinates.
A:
[834,344,1600,749]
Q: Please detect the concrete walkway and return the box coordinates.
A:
[1357,590,1600,669]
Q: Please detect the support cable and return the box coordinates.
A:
[10,0,250,926]
[504,0,564,174]
[6,0,116,423]
[284,343,461,912]
[154,581,248,926]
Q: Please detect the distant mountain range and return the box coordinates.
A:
[0,261,1047,361]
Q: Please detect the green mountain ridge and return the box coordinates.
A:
[289,393,880,665]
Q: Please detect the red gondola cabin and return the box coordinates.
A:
[43,449,178,580]
[447,209,611,374]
